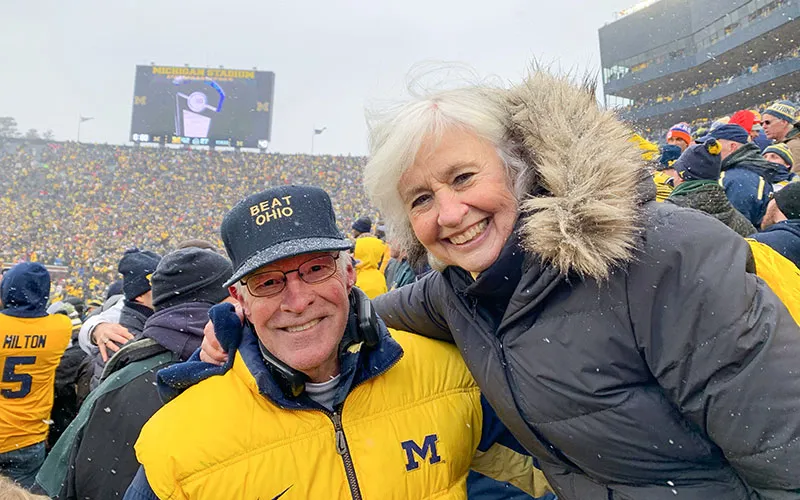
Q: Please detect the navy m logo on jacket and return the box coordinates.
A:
[401,434,441,471]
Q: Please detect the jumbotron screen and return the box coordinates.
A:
[130,65,275,148]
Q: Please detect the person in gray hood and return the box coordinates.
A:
[359,68,800,499]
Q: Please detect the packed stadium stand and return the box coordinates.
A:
[600,0,800,132]
[0,140,374,300]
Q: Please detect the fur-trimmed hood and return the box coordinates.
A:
[504,70,650,279]
[365,68,652,280]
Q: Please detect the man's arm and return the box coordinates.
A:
[471,396,554,499]
[628,207,800,493]
[78,300,124,353]
[373,271,454,342]
[78,301,132,361]
[123,467,160,500]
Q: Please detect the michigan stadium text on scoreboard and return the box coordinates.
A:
[129,65,275,148]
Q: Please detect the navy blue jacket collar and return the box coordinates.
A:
[236,316,403,411]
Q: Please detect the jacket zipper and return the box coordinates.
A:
[323,350,403,500]
[329,407,362,500]
[267,345,403,500]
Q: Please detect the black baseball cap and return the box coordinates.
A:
[221,185,353,287]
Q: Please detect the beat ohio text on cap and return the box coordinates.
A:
[250,195,293,226]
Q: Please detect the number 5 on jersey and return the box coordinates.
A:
[1,356,36,398]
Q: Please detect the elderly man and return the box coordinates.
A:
[762,100,800,173]
[124,185,552,500]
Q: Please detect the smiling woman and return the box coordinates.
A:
[364,85,532,271]
[398,128,518,274]
[367,66,800,499]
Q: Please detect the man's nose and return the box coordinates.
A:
[280,273,314,313]
[436,191,469,228]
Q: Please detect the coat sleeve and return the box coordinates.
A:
[627,204,800,493]
[78,301,124,355]
[471,396,554,499]
[720,169,770,227]
[373,271,455,343]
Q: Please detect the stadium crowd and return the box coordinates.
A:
[622,44,800,113]
[1,68,799,500]
[0,143,375,298]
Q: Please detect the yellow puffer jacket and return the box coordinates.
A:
[135,330,550,499]
[354,236,388,299]
[746,239,800,324]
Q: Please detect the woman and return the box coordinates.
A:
[364,70,800,498]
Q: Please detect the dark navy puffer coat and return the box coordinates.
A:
[374,72,800,499]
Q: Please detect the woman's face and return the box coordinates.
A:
[399,128,518,274]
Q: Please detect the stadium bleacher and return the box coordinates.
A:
[0,141,374,299]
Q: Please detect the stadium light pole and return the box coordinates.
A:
[311,126,326,154]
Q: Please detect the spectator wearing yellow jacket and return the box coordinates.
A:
[353,236,388,299]
[124,186,553,500]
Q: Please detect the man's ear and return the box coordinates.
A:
[229,285,250,317]
[344,260,356,290]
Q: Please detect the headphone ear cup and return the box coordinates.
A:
[350,288,380,348]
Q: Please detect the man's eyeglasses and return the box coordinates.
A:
[762,120,773,126]
[241,253,339,297]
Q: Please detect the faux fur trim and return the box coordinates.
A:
[504,70,646,279]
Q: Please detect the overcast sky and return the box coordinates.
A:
[1,0,633,155]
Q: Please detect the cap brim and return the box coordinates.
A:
[224,237,354,287]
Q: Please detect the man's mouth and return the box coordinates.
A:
[284,318,321,333]
[448,219,489,245]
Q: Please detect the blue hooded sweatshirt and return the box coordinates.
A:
[752,220,800,268]
[1,262,51,318]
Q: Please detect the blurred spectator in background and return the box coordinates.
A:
[653,143,682,202]
[0,263,71,488]
[710,124,779,226]
[117,249,160,337]
[666,122,692,152]
[728,109,771,151]
[353,236,388,299]
[763,143,795,172]
[383,243,416,291]
[82,249,161,390]
[762,100,800,172]
[36,248,233,500]
[750,111,772,151]
[351,216,372,239]
[753,182,800,267]
[762,143,798,192]
[665,139,756,236]
[46,300,92,448]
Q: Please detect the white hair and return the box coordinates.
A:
[363,82,532,268]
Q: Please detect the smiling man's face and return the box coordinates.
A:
[231,252,355,382]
